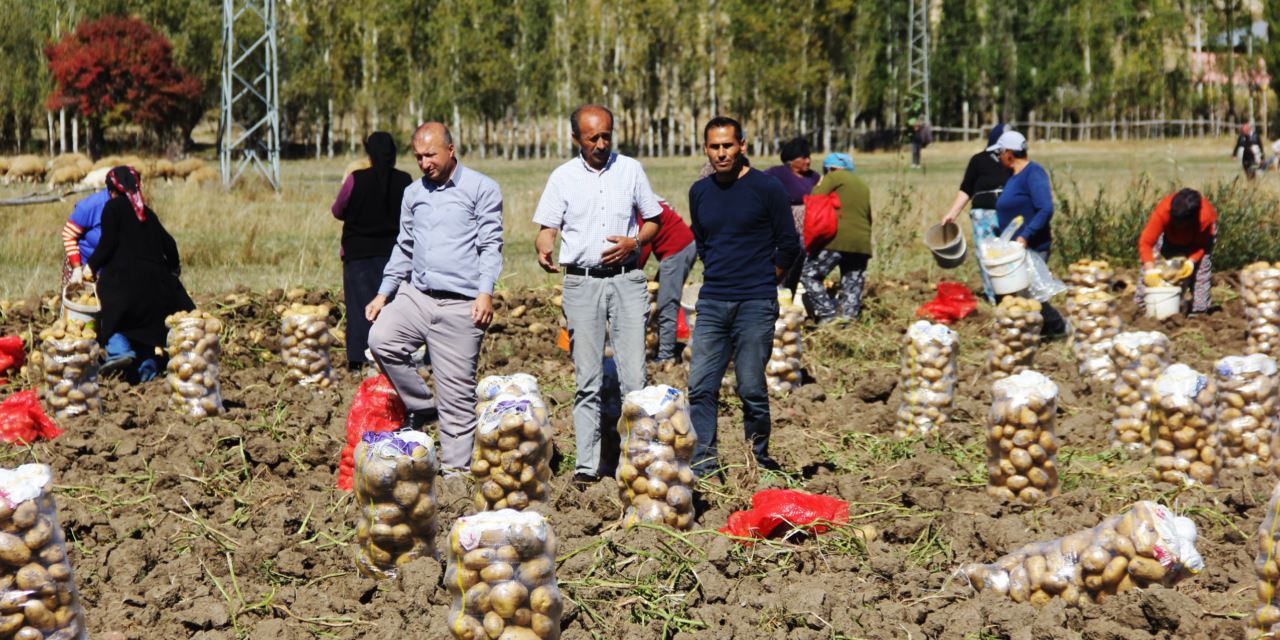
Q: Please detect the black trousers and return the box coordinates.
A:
[343,255,390,366]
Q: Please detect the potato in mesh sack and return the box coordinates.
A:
[616,385,697,530]
[472,393,552,512]
[164,310,225,417]
[37,319,100,419]
[1215,354,1279,470]
[1109,331,1170,450]
[961,500,1204,606]
[893,320,958,438]
[767,291,805,394]
[352,430,438,579]
[1242,262,1280,357]
[1248,482,1280,638]
[0,464,88,639]
[280,303,334,387]
[986,370,1059,504]
[987,296,1042,380]
[445,510,562,640]
[1147,363,1218,486]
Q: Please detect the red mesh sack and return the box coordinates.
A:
[337,374,405,491]
[915,282,978,324]
[719,489,848,540]
[0,390,62,444]
[0,336,24,384]
[802,192,841,253]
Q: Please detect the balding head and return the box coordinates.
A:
[412,122,456,184]
[571,105,614,170]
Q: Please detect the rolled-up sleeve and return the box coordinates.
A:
[378,192,414,297]
[475,180,505,295]
[634,169,662,220]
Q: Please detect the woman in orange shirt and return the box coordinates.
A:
[1136,188,1217,314]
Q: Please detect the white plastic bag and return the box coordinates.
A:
[1025,250,1067,302]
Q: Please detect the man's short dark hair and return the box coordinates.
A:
[704,116,744,142]
[1011,149,1028,159]
[571,104,614,137]
[1170,188,1202,223]
[780,137,810,163]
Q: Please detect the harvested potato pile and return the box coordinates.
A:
[446,510,562,640]
[1148,364,1218,486]
[766,290,804,394]
[616,385,697,530]
[1242,261,1280,357]
[164,310,225,417]
[1214,355,1277,471]
[61,281,98,309]
[352,431,438,579]
[986,370,1060,504]
[1248,482,1280,638]
[472,393,553,512]
[894,320,958,438]
[962,500,1204,606]
[987,296,1042,380]
[36,319,101,419]
[280,303,334,387]
[0,464,87,639]
[1109,331,1171,450]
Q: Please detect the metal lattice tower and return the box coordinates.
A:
[906,0,930,123]
[220,0,281,191]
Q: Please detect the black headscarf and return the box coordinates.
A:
[107,166,146,222]
[780,137,811,163]
[364,131,397,209]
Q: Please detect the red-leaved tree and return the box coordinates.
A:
[45,16,203,154]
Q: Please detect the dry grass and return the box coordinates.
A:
[0,137,1266,300]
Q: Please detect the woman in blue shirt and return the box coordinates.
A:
[990,131,1067,338]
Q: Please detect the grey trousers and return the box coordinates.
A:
[655,242,697,360]
[368,283,484,470]
[562,269,649,476]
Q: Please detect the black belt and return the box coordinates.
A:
[424,289,473,301]
[563,264,638,278]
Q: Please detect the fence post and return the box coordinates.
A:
[962,101,970,142]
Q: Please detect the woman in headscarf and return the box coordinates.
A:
[941,123,1014,302]
[86,166,194,380]
[331,131,413,369]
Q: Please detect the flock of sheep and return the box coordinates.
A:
[0,153,219,188]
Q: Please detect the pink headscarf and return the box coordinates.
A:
[106,166,146,222]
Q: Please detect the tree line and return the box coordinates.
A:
[1,0,1278,158]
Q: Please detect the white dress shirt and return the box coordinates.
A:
[532,152,662,267]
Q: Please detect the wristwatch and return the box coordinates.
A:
[632,234,641,252]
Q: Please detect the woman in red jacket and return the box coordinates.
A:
[1136,188,1217,314]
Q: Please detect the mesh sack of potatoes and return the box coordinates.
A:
[1248,482,1280,638]
[1108,331,1171,450]
[616,385,697,530]
[0,464,87,639]
[961,500,1204,606]
[476,374,543,422]
[446,510,562,640]
[1214,355,1278,470]
[1148,364,1219,486]
[164,310,225,417]
[353,430,439,579]
[987,296,1042,380]
[894,321,959,438]
[1243,262,1280,357]
[766,290,805,394]
[1067,291,1121,384]
[37,320,101,419]
[986,370,1060,505]
[472,395,553,512]
[280,303,334,387]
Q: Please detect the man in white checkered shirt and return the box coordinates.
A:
[533,104,663,484]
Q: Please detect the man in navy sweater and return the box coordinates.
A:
[687,116,802,477]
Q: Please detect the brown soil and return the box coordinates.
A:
[0,280,1265,639]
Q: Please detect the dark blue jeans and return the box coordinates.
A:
[687,297,778,476]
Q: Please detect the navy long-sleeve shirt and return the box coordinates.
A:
[995,161,1054,253]
[689,168,802,301]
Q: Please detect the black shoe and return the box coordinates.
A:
[403,408,439,430]
[572,472,600,486]
[756,456,784,473]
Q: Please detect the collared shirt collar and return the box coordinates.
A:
[423,162,463,191]
[575,151,616,175]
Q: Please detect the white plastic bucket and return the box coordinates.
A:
[1145,286,1182,320]
[980,246,1031,295]
[923,222,967,269]
[61,284,99,323]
